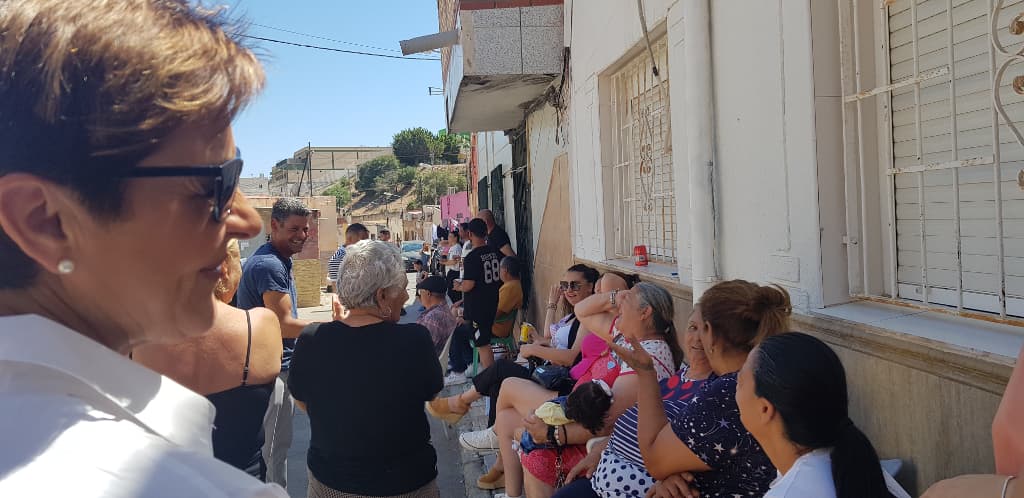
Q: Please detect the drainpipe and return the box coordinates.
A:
[683,0,720,298]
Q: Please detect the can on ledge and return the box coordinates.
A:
[633,245,649,267]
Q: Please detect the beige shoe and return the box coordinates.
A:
[477,466,505,490]
[425,396,468,424]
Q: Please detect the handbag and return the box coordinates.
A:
[531,363,574,393]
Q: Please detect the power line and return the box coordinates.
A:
[249,22,406,54]
[239,35,441,61]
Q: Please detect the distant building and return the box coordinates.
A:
[238,173,270,197]
[269,146,392,196]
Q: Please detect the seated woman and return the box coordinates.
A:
[612,280,792,497]
[133,240,282,481]
[553,305,713,498]
[430,265,606,490]
[428,264,602,427]
[489,282,682,498]
[734,332,910,498]
[288,240,443,498]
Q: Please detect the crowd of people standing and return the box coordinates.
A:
[1,2,1022,498]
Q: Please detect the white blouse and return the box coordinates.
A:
[765,448,911,498]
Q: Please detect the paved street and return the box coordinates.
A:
[289,273,483,498]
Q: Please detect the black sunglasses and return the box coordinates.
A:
[559,281,589,292]
[114,148,243,222]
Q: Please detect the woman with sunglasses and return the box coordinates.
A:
[0,1,279,496]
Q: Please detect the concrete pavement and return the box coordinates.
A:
[287,274,499,498]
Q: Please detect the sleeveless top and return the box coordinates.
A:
[205,310,276,480]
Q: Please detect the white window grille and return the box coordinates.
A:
[839,0,1024,318]
[608,37,677,263]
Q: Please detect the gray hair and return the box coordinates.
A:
[271,198,311,223]
[635,282,683,366]
[336,240,407,309]
[635,282,674,334]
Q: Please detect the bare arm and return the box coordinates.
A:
[455,279,476,293]
[262,291,310,339]
[499,244,515,257]
[575,292,617,341]
[611,336,709,479]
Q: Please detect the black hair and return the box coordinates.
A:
[563,382,613,434]
[271,198,311,223]
[500,256,521,278]
[566,264,600,285]
[467,218,488,238]
[752,333,896,498]
[346,223,369,236]
[448,229,460,242]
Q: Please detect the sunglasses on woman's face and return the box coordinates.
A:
[114,148,243,222]
[559,281,588,292]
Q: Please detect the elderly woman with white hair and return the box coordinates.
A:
[288,240,443,498]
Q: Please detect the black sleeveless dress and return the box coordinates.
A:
[205,310,276,481]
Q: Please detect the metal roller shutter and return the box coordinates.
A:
[887,0,1024,317]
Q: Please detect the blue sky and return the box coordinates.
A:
[223,0,447,177]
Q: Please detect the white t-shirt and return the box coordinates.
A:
[0,315,287,498]
[765,449,911,498]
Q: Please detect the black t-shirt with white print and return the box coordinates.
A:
[461,244,501,325]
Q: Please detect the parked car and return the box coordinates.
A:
[401,241,424,272]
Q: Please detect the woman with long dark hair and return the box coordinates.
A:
[736,332,910,498]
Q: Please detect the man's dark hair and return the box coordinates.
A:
[500,256,521,278]
[346,223,369,236]
[271,198,310,224]
[380,228,390,235]
[467,218,488,238]
[0,0,264,290]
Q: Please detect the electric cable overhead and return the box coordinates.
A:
[238,35,441,61]
[249,22,408,54]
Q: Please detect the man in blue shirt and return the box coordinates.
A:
[236,197,312,487]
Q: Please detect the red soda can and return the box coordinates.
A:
[633,245,649,266]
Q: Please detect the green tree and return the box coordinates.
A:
[435,130,468,164]
[321,178,353,210]
[392,127,435,166]
[355,155,401,190]
[413,168,468,207]
[374,166,418,193]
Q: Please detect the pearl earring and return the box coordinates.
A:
[57,259,75,275]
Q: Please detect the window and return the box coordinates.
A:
[839,0,1024,318]
[606,37,677,264]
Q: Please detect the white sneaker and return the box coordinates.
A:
[459,427,500,452]
[444,371,468,386]
[494,493,520,498]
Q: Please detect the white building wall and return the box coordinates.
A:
[567,0,832,309]
[526,104,568,254]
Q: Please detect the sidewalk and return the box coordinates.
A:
[289,278,500,498]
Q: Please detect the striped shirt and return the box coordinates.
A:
[327,246,345,283]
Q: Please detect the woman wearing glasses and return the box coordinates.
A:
[0,1,279,496]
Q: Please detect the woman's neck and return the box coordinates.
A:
[341,307,385,327]
[712,350,748,376]
[687,360,713,380]
[760,430,809,477]
[0,286,130,353]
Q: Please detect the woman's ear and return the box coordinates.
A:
[375,287,388,309]
[0,174,77,274]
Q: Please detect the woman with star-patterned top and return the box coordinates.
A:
[610,280,793,498]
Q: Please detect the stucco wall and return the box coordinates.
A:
[567,0,830,308]
[527,103,568,254]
